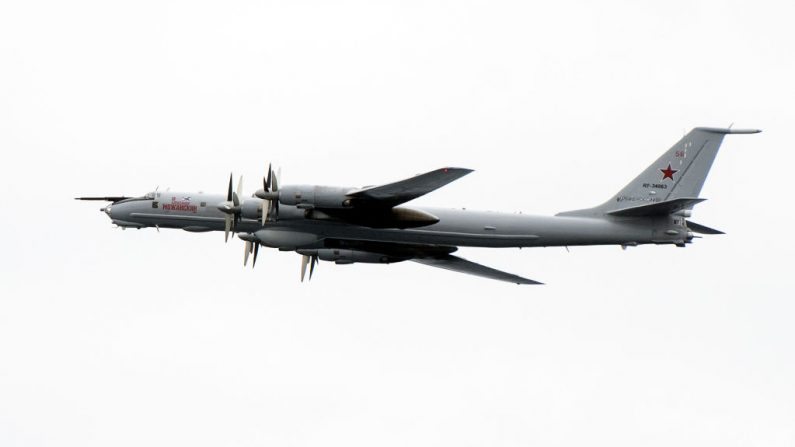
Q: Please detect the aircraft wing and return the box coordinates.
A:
[347,167,473,207]
[412,254,542,285]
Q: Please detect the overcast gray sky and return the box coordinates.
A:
[1,1,794,446]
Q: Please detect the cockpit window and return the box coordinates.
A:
[144,192,156,199]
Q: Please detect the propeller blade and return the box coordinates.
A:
[265,163,272,191]
[235,175,243,206]
[300,254,309,282]
[271,168,279,192]
[243,240,252,266]
[260,200,269,225]
[252,243,259,268]
[273,167,280,218]
[224,215,232,242]
[227,173,234,202]
[309,255,317,280]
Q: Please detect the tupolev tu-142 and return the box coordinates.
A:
[77,127,759,284]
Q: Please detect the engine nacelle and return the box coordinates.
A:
[298,249,408,264]
[254,229,322,249]
[240,198,264,219]
[278,185,353,209]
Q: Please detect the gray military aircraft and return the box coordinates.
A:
[77,127,759,284]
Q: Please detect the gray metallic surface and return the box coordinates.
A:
[79,127,760,284]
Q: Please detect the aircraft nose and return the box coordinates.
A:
[103,204,113,218]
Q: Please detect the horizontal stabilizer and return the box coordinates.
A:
[607,197,706,217]
[695,127,761,135]
[412,254,542,285]
[686,220,725,235]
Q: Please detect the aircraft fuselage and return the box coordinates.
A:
[105,191,683,249]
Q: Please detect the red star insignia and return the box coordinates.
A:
[660,163,678,181]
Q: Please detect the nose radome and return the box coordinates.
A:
[103,204,113,218]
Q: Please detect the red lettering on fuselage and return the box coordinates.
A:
[162,197,197,213]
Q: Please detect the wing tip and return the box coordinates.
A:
[440,167,474,174]
[518,279,544,285]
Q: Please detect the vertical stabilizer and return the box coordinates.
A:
[559,127,760,217]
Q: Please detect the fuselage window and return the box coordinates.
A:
[152,201,159,208]
[200,202,206,207]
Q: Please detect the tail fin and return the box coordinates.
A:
[560,127,760,217]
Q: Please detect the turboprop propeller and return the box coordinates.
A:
[238,232,261,268]
[225,166,306,277]
[254,164,281,222]
[217,173,244,242]
[238,232,319,281]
